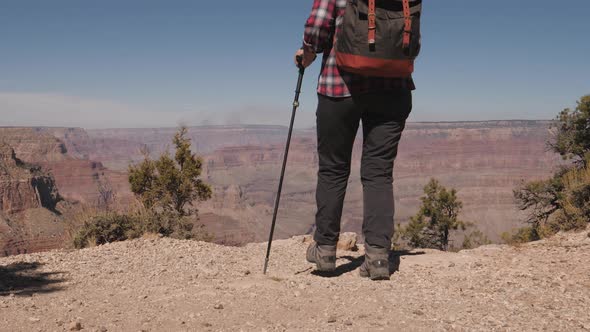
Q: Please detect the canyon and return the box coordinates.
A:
[0,141,63,256]
[0,120,561,255]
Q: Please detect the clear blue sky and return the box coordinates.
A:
[1,0,589,128]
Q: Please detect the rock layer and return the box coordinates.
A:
[0,122,564,250]
[74,121,561,245]
[0,128,123,206]
[0,143,60,214]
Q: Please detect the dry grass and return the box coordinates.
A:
[559,159,590,227]
[62,205,102,249]
[141,233,161,240]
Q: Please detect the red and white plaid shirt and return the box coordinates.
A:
[303,0,415,98]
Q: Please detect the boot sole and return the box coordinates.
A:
[314,261,336,272]
[360,268,390,280]
[307,258,336,272]
[369,274,390,281]
[306,252,336,272]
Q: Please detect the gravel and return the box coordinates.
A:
[1,230,589,331]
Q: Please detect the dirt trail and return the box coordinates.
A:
[1,230,589,332]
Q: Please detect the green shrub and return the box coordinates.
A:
[555,160,590,229]
[401,178,466,251]
[501,226,539,245]
[514,95,590,242]
[139,210,195,240]
[73,127,214,249]
[461,230,492,250]
[73,210,211,248]
[73,213,140,249]
[128,126,212,216]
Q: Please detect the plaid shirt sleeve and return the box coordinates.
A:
[303,0,336,54]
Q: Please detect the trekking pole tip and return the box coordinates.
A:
[263,258,269,274]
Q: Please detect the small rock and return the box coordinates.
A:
[345,321,353,326]
[69,321,82,331]
[301,235,312,243]
[244,270,251,276]
[98,326,108,332]
[413,310,424,316]
[28,317,40,323]
[327,315,337,323]
[214,304,224,310]
[448,262,456,268]
[337,232,358,251]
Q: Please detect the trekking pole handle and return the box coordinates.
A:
[296,55,303,65]
[296,55,305,74]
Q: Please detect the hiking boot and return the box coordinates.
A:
[306,242,337,272]
[359,244,390,280]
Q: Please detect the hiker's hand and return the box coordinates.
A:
[295,48,316,69]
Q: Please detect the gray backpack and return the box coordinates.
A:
[335,0,422,77]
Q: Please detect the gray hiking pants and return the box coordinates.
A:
[313,90,412,249]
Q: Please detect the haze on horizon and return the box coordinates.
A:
[1,0,589,129]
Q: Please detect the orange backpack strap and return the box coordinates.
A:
[369,0,411,48]
[368,0,376,45]
[402,0,412,50]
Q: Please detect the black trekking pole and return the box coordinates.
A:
[263,56,305,274]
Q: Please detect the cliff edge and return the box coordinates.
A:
[0,229,588,331]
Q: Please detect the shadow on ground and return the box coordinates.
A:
[0,262,66,296]
[312,250,426,278]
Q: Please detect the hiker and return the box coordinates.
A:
[296,0,422,280]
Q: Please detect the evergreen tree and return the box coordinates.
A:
[402,178,466,251]
[128,126,212,216]
[551,95,590,165]
[513,95,590,241]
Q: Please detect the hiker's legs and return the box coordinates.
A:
[314,94,361,246]
[360,90,412,249]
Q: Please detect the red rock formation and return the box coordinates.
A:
[0,128,127,206]
[0,142,65,256]
[0,143,60,214]
[0,128,68,162]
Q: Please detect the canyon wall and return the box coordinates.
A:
[0,128,126,256]
[0,142,60,214]
[0,142,64,256]
[0,128,123,206]
[0,121,562,252]
[85,121,560,244]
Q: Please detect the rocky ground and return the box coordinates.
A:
[1,230,589,332]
